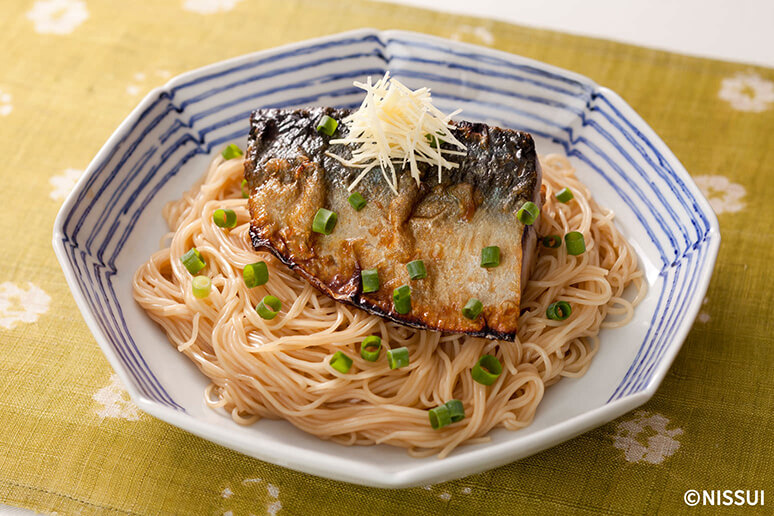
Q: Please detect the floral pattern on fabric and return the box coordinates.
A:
[266,483,282,515]
[126,70,172,96]
[612,411,683,464]
[450,25,495,45]
[0,282,51,330]
[182,0,242,14]
[93,374,143,421]
[49,168,82,201]
[697,297,710,324]
[719,72,774,112]
[0,89,12,117]
[220,478,282,515]
[694,175,747,214]
[421,483,472,501]
[26,0,89,35]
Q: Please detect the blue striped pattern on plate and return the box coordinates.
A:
[53,29,719,484]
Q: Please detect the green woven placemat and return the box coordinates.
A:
[0,0,772,514]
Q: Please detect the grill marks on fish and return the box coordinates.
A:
[245,107,541,340]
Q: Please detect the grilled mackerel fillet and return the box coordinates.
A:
[245,107,541,340]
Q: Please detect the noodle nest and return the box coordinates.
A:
[133,153,644,458]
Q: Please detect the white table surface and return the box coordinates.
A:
[2,1,770,515]
[378,0,774,67]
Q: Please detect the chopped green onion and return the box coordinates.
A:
[471,354,502,386]
[316,115,338,136]
[387,346,410,369]
[241,179,250,198]
[428,404,451,430]
[480,246,500,268]
[329,351,353,373]
[542,235,562,248]
[445,399,465,423]
[565,231,586,255]
[361,268,379,293]
[517,201,540,225]
[360,336,382,361]
[393,298,411,315]
[556,187,574,203]
[312,208,338,235]
[213,208,237,229]
[348,192,367,211]
[392,285,411,314]
[221,144,243,160]
[546,301,572,321]
[181,248,206,275]
[462,298,483,320]
[406,260,427,280]
[426,133,444,149]
[192,275,211,299]
[393,285,411,298]
[256,295,281,320]
[243,262,269,288]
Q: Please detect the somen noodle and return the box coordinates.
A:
[133,153,644,458]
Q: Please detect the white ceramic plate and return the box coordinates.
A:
[52,29,719,488]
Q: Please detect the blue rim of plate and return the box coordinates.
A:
[52,28,720,484]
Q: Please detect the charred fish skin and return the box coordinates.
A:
[246,107,541,341]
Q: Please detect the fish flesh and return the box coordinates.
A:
[245,107,541,340]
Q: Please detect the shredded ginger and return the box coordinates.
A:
[326,72,465,194]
